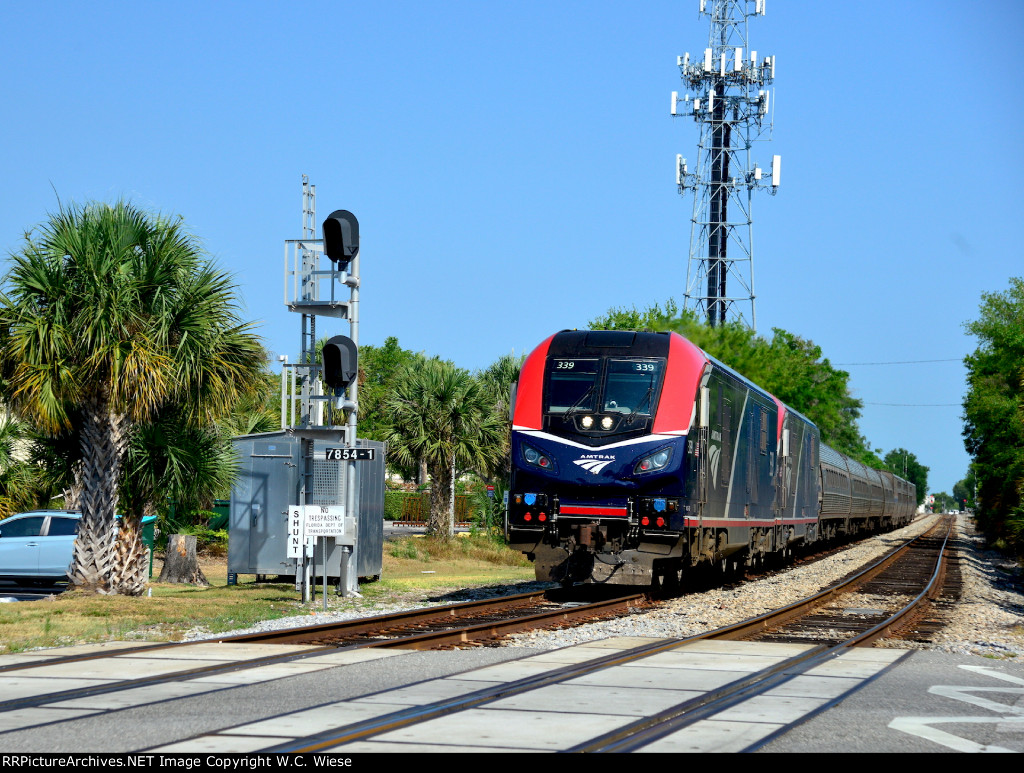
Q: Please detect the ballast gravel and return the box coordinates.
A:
[186,513,1024,660]
[500,513,1024,657]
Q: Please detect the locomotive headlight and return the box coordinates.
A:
[522,444,554,470]
[581,416,594,429]
[634,447,672,474]
[601,416,614,430]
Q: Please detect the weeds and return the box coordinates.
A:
[0,535,535,654]
[388,534,530,567]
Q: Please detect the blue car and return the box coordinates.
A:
[0,511,156,584]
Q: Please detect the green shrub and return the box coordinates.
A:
[383,491,406,521]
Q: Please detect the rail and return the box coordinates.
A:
[268,517,956,752]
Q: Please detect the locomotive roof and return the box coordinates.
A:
[522,329,821,439]
[549,329,672,358]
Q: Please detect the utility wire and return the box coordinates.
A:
[836,359,961,366]
[865,402,960,407]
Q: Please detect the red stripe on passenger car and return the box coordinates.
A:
[511,334,555,430]
[652,333,709,435]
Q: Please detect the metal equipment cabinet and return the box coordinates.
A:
[227,432,384,582]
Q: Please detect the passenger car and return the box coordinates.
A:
[0,511,156,583]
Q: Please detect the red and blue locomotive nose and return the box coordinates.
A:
[513,433,683,489]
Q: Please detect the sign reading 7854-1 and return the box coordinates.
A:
[325,447,375,461]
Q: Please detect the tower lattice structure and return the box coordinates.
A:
[673,0,779,329]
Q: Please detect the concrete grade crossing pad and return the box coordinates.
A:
[2,637,1021,752]
[141,639,903,753]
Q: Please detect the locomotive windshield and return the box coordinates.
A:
[546,358,599,413]
[545,357,664,416]
[603,359,663,415]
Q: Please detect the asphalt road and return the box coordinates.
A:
[0,580,64,602]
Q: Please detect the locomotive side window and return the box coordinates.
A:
[546,358,599,413]
[602,359,664,415]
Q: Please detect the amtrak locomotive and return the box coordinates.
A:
[506,330,916,587]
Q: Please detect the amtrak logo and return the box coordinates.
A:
[574,456,614,475]
[709,444,721,489]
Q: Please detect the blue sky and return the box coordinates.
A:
[2,1,1021,494]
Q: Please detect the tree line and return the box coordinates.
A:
[962,277,1024,554]
[0,201,524,597]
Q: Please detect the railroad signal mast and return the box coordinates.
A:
[673,0,779,329]
[282,176,362,601]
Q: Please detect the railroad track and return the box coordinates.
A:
[219,587,650,649]
[0,587,650,717]
[570,515,957,752]
[0,588,647,678]
[246,516,957,753]
[709,515,957,645]
[0,517,956,752]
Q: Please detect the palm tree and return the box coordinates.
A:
[478,353,525,482]
[384,358,504,538]
[116,409,240,593]
[0,201,265,595]
[218,371,281,438]
[0,415,54,518]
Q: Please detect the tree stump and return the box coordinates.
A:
[158,534,208,586]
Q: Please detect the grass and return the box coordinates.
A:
[0,534,537,654]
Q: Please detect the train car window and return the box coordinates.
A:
[602,360,664,415]
[546,358,599,413]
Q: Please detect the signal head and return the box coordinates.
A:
[322,334,358,391]
[322,210,359,267]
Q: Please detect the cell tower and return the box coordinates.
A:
[673,0,780,329]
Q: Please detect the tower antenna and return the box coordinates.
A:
[673,0,779,329]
